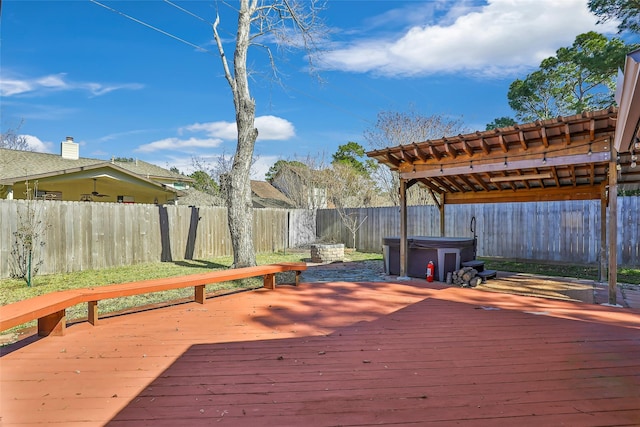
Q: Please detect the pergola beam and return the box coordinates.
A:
[445,186,601,204]
[400,152,611,181]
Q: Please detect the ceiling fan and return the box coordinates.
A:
[91,178,110,198]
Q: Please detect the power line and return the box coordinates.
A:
[89,0,217,56]
[163,0,213,25]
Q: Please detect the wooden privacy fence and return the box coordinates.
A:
[0,200,316,279]
[1,198,638,279]
[316,197,640,267]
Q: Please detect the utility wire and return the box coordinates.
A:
[89,0,217,56]
[163,0,213,25]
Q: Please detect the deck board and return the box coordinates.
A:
[1,280,639,426]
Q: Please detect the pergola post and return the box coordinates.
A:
[608,155,618,305]
[439,193,445,237]
[599,183,608,283]
[399,178,408,278]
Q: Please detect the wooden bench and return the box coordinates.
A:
[0,262,307,338]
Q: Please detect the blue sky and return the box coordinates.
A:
[1,0,620,179]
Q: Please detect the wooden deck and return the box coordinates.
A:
[1,279,639,426]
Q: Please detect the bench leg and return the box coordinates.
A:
[88,301,98,326]
[195,285,206,304]
[263,273,276,290]
[295,270,301,286]
[38,310,66,336]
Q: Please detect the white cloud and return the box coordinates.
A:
[152,153,280,181]
[98,129,152,142]
[181,121,238,140]
[136,137,223,153]
[22,134,53,152]
[1,79,35,96]
[181,115,295,141]
[321,0,618,78]
[0,72,144,97]
[36,74,67,89]
[81,82,144,96]
[255,116,296,140]
[251,155,280,181]
[149,156,199,175]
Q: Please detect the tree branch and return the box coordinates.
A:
[212,13,236,94]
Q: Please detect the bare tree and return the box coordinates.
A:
[1,120,29,150]
[211,0,325,267]
[326,163,381,249]
[364,108,469,206]
[10,181,50,286]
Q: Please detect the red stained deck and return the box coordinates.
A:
[1,279,639,426]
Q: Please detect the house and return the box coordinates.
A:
[0,137,192,204]
[250,180,296,209]
[270,166,328,209]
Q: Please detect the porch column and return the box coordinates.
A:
[439,193,446,237]
[399,178,408,278]
[608,155,618,305]
[599,182,607,283]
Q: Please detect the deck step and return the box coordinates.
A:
[461,260,485,272]
[477,270,497,281]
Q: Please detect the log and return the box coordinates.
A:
[469,276,482,288]
[461,269,478,282]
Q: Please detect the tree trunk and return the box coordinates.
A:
[212,0,322,267]
[226,1,257,268]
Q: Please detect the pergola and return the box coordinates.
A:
[368,65,640,305]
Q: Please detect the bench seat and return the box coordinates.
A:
[0,262,307,337]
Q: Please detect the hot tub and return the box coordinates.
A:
[383,236,475,281]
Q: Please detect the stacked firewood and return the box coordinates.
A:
[447,267,482,288]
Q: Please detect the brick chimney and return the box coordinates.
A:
[61,136,79,160]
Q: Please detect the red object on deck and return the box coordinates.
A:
[426,261,435,282]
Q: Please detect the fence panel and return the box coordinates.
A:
[316,198,639,267]
[0,201,316,278]
[289,210,316,248]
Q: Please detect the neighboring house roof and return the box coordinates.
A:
[0,145,189,203]
[0,148,190,185]
[111,158,189,182]
[0,148,104,183]
[250,180,296,209]
[270,168,329,209]
[0,146,294,208]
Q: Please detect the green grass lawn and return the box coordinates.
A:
[481,258,640,285]
[0,251,382,339]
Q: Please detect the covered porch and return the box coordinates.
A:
[367,105,640,305]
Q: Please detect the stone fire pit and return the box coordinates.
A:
[310,243,345,263]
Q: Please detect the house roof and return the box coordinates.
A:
[367,107,640,204]
[250,180,296,209]
[0,148,190,184]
